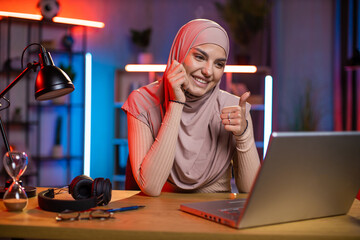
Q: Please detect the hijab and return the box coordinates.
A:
[123,19,238,190]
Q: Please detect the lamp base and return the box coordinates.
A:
[0,186,37,198]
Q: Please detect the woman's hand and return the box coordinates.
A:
[165,60,189,103]
[221,91,250,136]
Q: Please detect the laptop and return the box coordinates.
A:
[180,131,360,229]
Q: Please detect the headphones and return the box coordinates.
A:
[38,175,112,212]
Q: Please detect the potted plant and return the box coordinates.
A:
[130,27,153,64]
[291,81,320,131]
[59,63,76,81]
[52,116,63,158]
[215,0,270,64]
[12,107,22,122]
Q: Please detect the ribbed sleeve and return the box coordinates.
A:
[233,115,261,193]
[127,102,184,196]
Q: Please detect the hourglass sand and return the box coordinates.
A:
[3,151,28,211]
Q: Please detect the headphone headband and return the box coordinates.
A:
[38,189,98,212]
[37,175,112,212]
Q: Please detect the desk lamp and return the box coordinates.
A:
[0,43,75,210]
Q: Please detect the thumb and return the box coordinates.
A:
[239,91,251,107]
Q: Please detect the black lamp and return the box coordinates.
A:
[0,43,75,197]
[0,43,74,101]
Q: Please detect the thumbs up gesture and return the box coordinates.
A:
[221,91,250,137]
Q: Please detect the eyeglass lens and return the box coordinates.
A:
[56,210,113,221]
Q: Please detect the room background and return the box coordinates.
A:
[0,0,356,188]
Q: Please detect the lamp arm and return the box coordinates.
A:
[0,62,39,99]
[0,62,39,153]
[0,116,10,153]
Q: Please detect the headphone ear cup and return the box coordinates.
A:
[92,178,101,204]
[92,178,112,206]
[102,178,112,205]
[69,175,94,200]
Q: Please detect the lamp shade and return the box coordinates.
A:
[35,52,75,101]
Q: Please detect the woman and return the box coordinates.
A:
[122,19,260,196]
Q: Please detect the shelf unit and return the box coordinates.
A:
[0,17,87,187]
[113,66,272,189]
[113,71,153,189]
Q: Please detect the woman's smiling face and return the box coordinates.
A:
[182,43,227,97]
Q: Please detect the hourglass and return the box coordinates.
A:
[3,151,28,211]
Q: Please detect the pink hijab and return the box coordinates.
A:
[123,19,238,190]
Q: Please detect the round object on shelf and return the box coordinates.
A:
[37,0,60,20]
[61,34,74,51]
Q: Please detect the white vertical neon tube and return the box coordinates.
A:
[84,53,92,175]
[263,75,273,159]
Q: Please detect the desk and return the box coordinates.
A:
[1,188,360,240]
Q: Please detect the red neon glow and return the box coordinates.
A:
[0,11,104,28]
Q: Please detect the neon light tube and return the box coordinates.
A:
[53,17,104,28]
[0,11,104,28]
[263,75,273,159]
[125,64,257,73]
[84,53,92,176]
[125,64,166,72]
[224,65,257,73]
[0,11,42,20]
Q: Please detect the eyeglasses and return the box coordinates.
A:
[56,209,114,222]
